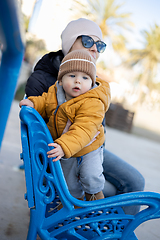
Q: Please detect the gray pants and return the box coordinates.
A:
[60,146,105,198]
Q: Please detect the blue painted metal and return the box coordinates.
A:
[19,106,160,240]
[0,0,25,149]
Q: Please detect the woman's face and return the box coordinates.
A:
[69,35,100,61]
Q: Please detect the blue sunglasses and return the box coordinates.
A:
[81,35,106,53]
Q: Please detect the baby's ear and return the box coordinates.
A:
[59,79,62,86]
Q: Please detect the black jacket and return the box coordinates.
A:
[25,50,64,97]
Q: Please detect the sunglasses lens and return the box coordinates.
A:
[96,41,106,53]
[81,35,106,53]
[82,36,94,48]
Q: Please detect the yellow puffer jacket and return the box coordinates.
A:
[29,77,111,158]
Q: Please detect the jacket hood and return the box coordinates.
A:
[34,50,64,76]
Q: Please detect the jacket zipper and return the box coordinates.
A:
[54,105,59,138]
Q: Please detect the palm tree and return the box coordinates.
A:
[124,24,160,108]
[71,0,134,54]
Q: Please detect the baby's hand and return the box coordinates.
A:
[47,143,64,162]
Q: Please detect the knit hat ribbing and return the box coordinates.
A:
[57,50,96,86]
[61,18,102,56]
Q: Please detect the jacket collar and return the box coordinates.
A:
[56,82,66,106]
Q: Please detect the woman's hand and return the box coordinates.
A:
[62,119,72,134]
[19,99,34,108]
[47,143,64,162]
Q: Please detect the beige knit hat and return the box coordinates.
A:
[57,50,96,86]
[61,18,102,56]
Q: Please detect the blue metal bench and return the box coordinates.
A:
[19,106,160,240]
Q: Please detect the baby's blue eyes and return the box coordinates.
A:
[70,74,75,78]
[69,74,88,80]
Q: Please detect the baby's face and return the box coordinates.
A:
[59,71,92,101]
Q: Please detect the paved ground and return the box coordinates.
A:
[0,100,160,240]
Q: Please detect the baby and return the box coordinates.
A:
[19,49,111,201]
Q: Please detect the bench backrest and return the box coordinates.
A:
[20,106,72,210]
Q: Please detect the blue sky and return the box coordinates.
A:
[123,0,160,30]
[118,0,160,48]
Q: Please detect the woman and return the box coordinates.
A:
[25,18,145,214]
